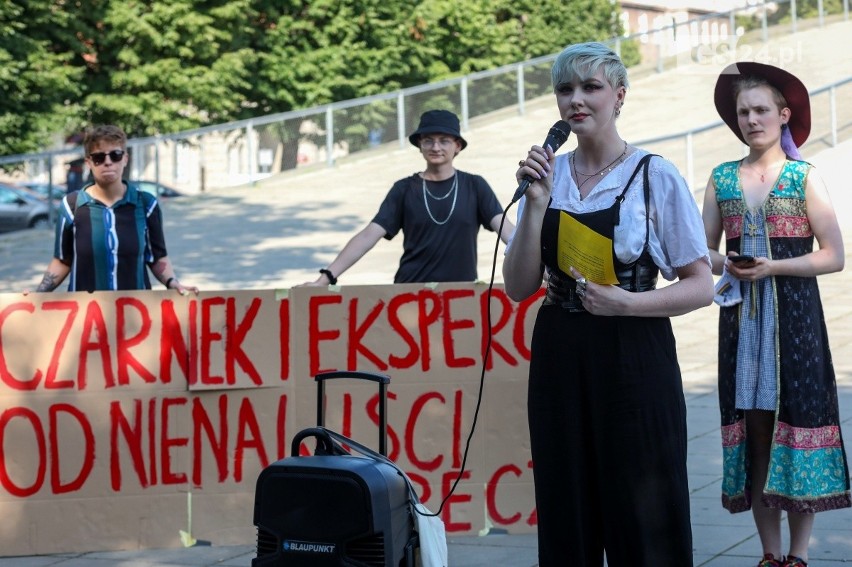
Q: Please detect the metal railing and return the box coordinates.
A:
[1,0,849,201]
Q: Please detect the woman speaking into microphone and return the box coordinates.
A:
[503,41,713,566]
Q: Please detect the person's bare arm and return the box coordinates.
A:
[34,258,71,292]
[150,256,199,295]
[490,214,515,244]
[502,144,554,301]
[302,222,387,286]
[700,176,728,275]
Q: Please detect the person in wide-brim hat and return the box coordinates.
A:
[714,61,811,149]
[408,109,468,150]
[703,60,850,567]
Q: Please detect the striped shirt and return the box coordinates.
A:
[53,183,167,291]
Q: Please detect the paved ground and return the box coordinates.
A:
[2,17,852,567]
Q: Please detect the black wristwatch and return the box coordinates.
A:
[319,268,337,285]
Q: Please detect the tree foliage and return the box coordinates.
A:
[768,0,843,23]
[0,0,621,156]
[76,0,259,136]
[0,1,82,155]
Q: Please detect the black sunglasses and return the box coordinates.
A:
[88,149,126,166]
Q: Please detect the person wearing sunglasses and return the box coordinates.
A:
[34,124,198,294]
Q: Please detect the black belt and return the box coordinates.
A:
[543,263,659,311]
[543,283,586,311]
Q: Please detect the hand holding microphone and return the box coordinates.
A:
[512,120,571,203]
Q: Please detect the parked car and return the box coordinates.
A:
[0,182,51,232]
[18,181,66,202]
[129,180,184,199]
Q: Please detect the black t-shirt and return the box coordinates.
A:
[371,170,503,283]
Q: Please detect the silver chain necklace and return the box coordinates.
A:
[422,172,458,225]
[571,140,628,190]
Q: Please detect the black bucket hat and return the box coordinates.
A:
[408,110,467,150]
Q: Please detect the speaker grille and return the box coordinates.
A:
[253,458,413,566]
[346,533,386,566]
[259,470,371,539]
[256,526,277,558]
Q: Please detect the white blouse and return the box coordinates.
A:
[508,149,710,281]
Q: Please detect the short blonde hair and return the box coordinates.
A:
[551,42,629,92]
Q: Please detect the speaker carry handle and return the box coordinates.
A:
[315,370,391,456]
[289,427,350,457]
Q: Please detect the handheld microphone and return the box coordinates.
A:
[511,120,571,203]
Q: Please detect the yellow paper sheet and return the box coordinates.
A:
[556,212,619,285]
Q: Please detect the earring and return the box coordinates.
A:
[781,123,788,130]
[615,104,622,117]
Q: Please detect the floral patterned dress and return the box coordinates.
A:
[713,159,851,513]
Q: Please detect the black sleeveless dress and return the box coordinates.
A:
[527,155,693,566]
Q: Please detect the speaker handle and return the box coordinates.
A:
[315,370,390,456]
[290,427,349,457]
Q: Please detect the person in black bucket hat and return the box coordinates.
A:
[303,109,513,285]
[408,109,468,150]
[702,62,850,567]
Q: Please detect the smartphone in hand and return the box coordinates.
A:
[729,255,754,263]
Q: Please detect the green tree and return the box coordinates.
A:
[503,0,622,64]
[252,0,619,168]
[403,0,621,128]
[393,0,620,83]
[75,0,259,137]
[617,38,641,69]
[2,0,621,158]
[768,0,843,23]
[0,1,82,156]
[254,1,430,113]
[250,1,424,168]
[254,0,619,111]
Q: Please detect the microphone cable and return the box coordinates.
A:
[417,202,515,518]
[416,120,569,518]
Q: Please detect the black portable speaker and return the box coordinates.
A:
[252,370,417,566]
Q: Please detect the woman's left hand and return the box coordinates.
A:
[570,267,627,316]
